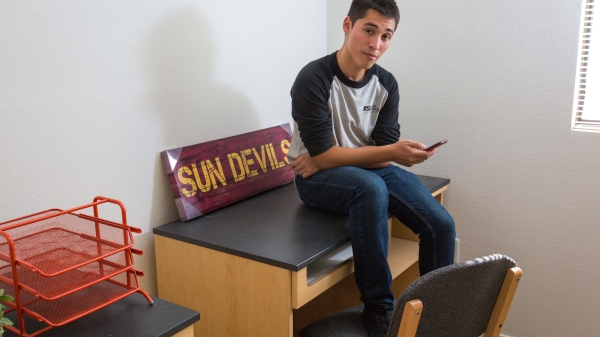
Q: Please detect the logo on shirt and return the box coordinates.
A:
[363,105,380,112]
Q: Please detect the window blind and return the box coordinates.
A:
[572,0,600,132]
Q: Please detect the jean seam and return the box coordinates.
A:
[356,185,369,301]
[388,190,438,270]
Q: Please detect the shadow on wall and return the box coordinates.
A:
[142,7,261,291]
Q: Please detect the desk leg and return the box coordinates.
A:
[155,235,293,337]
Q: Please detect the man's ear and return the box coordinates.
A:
[342,16,352,34]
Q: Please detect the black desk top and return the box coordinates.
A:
[4,293,199,337]
[153,174,449,271]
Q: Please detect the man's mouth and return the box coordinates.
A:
[364,52,377,60]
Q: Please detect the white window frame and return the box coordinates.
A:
[572,0,600,132]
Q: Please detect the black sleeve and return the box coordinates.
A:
[371,73,401,145]
[291,61,334,157]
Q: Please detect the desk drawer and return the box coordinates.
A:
[291,237,418,309]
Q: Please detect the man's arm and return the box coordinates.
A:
[292,140,434,178]
[362,162,393,169]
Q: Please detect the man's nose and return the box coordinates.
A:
[369,36,381,50]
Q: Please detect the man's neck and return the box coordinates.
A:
[336,46,367,82]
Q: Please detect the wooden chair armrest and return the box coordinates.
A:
[484,266,523,337]
[396,299,423,337]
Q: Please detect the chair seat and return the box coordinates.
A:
[300,298,403,337]
[299,304,368,337]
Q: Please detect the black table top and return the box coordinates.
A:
[153,174,449,271]
[3,293,199,337]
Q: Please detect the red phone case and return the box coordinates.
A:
[424,139,448,151]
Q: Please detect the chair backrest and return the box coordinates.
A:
[387,254,521,337]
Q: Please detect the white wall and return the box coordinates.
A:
[327,0,599,336]
[3,1,599,335]
[0,0,326,295]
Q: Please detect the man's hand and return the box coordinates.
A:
[292,139,434,177]
[390,140,434,167]
[291,153,320,178]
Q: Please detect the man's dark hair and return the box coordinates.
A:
[347,0,400,30]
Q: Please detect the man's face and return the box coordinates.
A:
[343,9,395,71]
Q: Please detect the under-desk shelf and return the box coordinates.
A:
[305,242,353,285]
[292,237,418,309]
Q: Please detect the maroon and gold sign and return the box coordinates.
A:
[161,124,294,221]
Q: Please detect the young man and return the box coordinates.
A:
[288,1,455,336]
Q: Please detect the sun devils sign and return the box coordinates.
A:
[161,124,294,221]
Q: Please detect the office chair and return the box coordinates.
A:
[300,254,522,337]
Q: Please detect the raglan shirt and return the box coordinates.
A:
[288,51,401,160]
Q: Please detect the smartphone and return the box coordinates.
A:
[424,139,448,152]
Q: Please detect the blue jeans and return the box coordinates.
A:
[294,165,455,310]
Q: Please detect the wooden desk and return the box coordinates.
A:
[154,175,449,337]
[3,293,199,337]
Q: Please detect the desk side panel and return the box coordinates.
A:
[155,235,292,337]
[172,325,194,337]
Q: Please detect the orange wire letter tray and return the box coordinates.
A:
[0,197,152,337]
